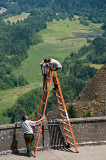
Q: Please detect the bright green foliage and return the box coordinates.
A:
[10,0,106,23]
[0,8,53,90]
[7,88,42,122]
[83,110,92,117]
[69,37,106,64]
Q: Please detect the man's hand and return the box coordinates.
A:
[36,117,44,123]
[41,117,43,121]
[42,64,46,67]
[39,60,44,66]
[15,122,17,127]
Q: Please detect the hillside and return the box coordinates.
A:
[0,18,101,115]
[0,18,105,124]
[71,64,106,117]
[0,0,106,124]
[47,64,106,120]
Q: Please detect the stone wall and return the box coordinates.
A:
[0,117,106,154]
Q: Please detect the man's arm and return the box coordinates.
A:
[29,117,43,126]
[39,61,44,66]
[36,117,43,123]
[15,122,20,127]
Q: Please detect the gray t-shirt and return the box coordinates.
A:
[18,120,36,134]
[50,59,62,69]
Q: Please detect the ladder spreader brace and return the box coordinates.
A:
[33,69,78,157]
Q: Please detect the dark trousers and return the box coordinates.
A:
[42,74,48,116]
[24,134,35,157]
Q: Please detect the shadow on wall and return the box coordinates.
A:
[48,123,65,149]
[11,128,19,153]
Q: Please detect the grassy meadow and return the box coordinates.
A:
[12,18,102,83]
[0,18,103,123]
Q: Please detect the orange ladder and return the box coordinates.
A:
[34,69,78,157]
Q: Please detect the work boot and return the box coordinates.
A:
[53,84,58,90]
[27,152,33,157]
[65,142,70,148]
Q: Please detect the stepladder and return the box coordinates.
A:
[34,69,78,157]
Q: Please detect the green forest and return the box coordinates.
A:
[1,0,106,23]
[0,0,106,124]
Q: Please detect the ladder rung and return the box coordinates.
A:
[64,128,71,133]
[68,142,74,146]
[61,115,67,119]
[66,135,72,139]
[62,122,68,125]
[56,95,61,98]
[44,89,48,92]
[59,108,65,112]
[38,113,42,117]
[41,101,45,104]
[58,102,63,105]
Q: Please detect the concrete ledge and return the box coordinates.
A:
[58,116,106,123]
[77,141,106,146]
[0,124,15,130]
[0,117,106,155]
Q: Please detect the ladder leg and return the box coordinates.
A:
[34,71,53,157]
[55,90,69,143]
[32,76,48,145]
[67,121,79,153]
[36,78,48,121]
[54,71,78,153]
[33,79,48,133]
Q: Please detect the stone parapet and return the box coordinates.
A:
[0,117,106,154]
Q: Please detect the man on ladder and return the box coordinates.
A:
[39,58,49,90]
[39,58,62,140]
[39,58,62,90]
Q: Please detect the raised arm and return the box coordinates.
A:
[39,61,44,66]
[36,117,43,123]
